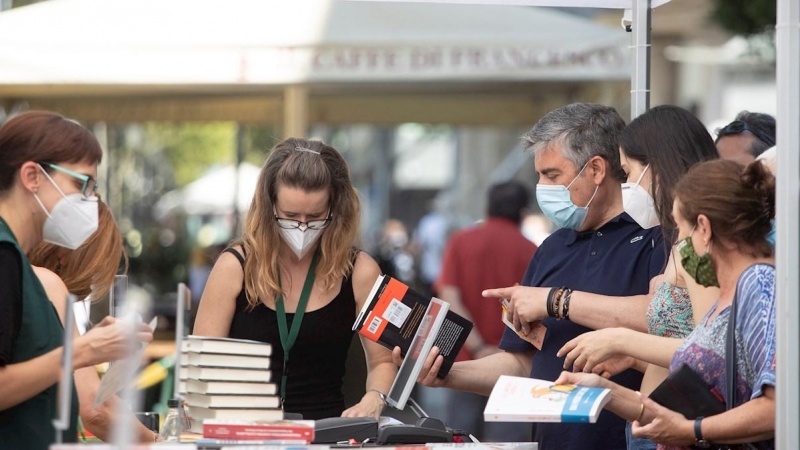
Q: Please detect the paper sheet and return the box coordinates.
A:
[93,316,157,408]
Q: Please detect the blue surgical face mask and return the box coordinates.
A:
[766,219,776,248]
[536,161,599,230]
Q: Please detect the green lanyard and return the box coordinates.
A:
[275,249,321,404]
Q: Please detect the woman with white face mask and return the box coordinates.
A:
[548,105,721,450]
[0,111,153,450]
[195,138,395,421]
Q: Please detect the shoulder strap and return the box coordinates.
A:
[223,247,245,267]
[726,282,738,410]
[726,271,761,450]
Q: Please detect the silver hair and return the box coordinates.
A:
[522,103,627,181]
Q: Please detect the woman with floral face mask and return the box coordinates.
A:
[557,159,776,449]
[0,111,153,450]
[195,138,395,421]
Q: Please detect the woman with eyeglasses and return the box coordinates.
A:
[194,138,396,420]
[27,201,159,443]
[0,111,153,450]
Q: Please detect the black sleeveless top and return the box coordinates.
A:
[225,248,357,420]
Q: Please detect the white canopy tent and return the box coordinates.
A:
[0,0,634,135]
[0,0,629,85]
[153,163,261,219]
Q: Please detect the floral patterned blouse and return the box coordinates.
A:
[660,264,776,450]
[646,281,694,338]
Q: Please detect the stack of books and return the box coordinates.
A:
[179,335,282,432]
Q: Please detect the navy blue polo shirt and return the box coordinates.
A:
[499,212,666,450]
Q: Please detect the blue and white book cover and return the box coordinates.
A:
[484,375,611,423]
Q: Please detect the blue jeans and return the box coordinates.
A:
[626,421,657,450]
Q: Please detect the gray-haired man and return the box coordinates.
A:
[405,103,666,450]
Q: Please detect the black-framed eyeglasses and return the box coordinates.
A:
[40,162,99,197]
[716,120,775,146]
[274,210,332,230]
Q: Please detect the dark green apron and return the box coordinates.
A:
[0,216,79,450]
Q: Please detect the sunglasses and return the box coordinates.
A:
[716,120,775,147]
[40,162,99,197]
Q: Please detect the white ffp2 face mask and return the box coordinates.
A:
[34,166,99,250]
[621,164,659,230]
[279,227,323,259]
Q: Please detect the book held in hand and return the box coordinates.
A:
[648,363,726,419]
[501,299,545,351]
[484,375,611,423]
[352,275,473,378]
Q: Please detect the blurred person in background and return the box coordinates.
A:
[195,138,395,420]
[521,213,552,246]
[0,111,152,450]
[411,197,450,297]
[435,180,537,442]
[557,159,776,449]
[715,111,775,166]
[375,219,415,285]
[29,201,157,443]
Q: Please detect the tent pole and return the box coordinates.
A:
[630,0,651,120]
[776,0,800,448]
[283,85,309,138]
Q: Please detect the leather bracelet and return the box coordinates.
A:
[546,287,558,318]
[694,417,711,448]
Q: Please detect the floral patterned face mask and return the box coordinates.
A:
[676,226,719,288]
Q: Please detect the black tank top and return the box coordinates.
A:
[225,248,357,420]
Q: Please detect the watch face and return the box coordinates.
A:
[695,438,712,449]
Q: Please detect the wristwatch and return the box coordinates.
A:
[369,388,388,408]
[694,417,711,449]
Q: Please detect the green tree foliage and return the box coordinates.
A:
[712,0,776,36]
[144,122,236,187]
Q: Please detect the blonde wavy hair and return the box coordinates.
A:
[238,138,361,309]
[28,200,127,301]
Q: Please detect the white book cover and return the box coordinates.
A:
[484,375,611,423]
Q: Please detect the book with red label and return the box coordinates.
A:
[202,420,315,442]
[352,274,473,378]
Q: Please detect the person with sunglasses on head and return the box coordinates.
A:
[0,111,153,450]
[27,201,159,443]
[195,138,395,421]
[715,111,775,166]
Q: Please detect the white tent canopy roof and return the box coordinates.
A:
[153,163,261,219]
[0,0,629,86]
